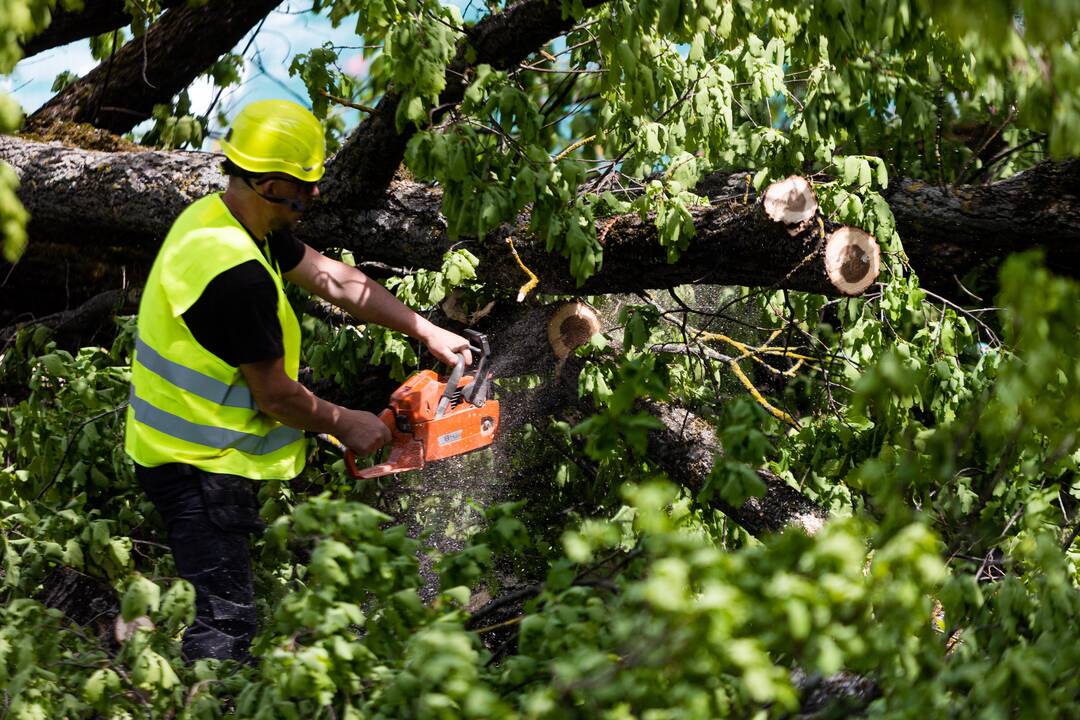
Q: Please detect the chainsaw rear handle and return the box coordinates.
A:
[343,409,395,477]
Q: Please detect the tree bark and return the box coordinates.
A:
[324,0,609,208]
[19,0,183,60]
[2,135,1077,313]
[24,0,278,134]
[885,159,1080,292]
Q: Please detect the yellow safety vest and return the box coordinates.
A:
[125,194,307,480]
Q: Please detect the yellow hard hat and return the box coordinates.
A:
[221,99,325,182]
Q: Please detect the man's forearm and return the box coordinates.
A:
[337,268,434,341]
[257,377,351,436]
[285,247,470,366]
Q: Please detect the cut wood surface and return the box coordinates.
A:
[548,301,601,360]
[825,227,881,296]
[763,175,819,230]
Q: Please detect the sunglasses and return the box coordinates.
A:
[249,173,319,194]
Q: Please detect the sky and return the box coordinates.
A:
[3,1,427,149]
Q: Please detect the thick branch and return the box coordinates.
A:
[475,302,828,536]
[25,0,277,134]
[645,402,827,535]
[325,0,608,206]
[19,0,183,59]
[2,136,1078,303]
[886,160,1080,291]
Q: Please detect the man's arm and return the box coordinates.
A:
[284,244,473,366]
[240,356,390,455]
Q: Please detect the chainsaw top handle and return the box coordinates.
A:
[435,331,492,417]
[435,354,466,418]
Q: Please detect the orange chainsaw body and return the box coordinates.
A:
[346,363,500,479]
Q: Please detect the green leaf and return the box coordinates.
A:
[121,575,160,621]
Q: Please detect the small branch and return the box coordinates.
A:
[553,134,597,162]
[505,237,539,302]
[473,615,524,634]
[318,90,377,114]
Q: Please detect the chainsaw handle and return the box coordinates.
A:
[435,353,466,418]
[343,410,395,478]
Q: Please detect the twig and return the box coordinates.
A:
[977,133,1048,181]
[954,106,1016,187]
[318,90,377,114]
[473,615,524,635]
[505,237,539,302]
[202,15,268,124]
[919,287,1001,347]
[92,29,120,125]
[553,135,597,162]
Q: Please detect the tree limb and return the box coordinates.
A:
[885,160,1080,291]
[1,135,1077,310]
[24,0,278,134]
[323,0,610,207]
[18,0,183,59]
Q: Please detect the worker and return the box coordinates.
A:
[124,99,472,663]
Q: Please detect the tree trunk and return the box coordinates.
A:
[19,0,184,60]
[24,0,278,134]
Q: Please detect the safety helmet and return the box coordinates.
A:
[220,99,325,183]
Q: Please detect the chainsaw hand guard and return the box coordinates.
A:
[346,437,425,479]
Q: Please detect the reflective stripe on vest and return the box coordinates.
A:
[128,387,302,455]
[135,335,256,410]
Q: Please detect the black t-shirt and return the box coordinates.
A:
[182,228,306,366]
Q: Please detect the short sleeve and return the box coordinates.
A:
[268,229,307,273]
[182,261,284,366]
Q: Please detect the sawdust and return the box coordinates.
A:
[373,296,636,597]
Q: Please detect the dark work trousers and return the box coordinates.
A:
[137,463,265,663]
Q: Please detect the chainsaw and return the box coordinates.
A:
[344,329,500,479]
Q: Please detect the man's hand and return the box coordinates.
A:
[339,409,392,456]
[419,324,473,367]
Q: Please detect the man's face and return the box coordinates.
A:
[251,173,320,227]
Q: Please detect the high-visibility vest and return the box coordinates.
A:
[125,194,307,480]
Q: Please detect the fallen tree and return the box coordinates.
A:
[4,134,1077,307]
[0,135,887,301]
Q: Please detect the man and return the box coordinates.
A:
[125,99,471,662]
